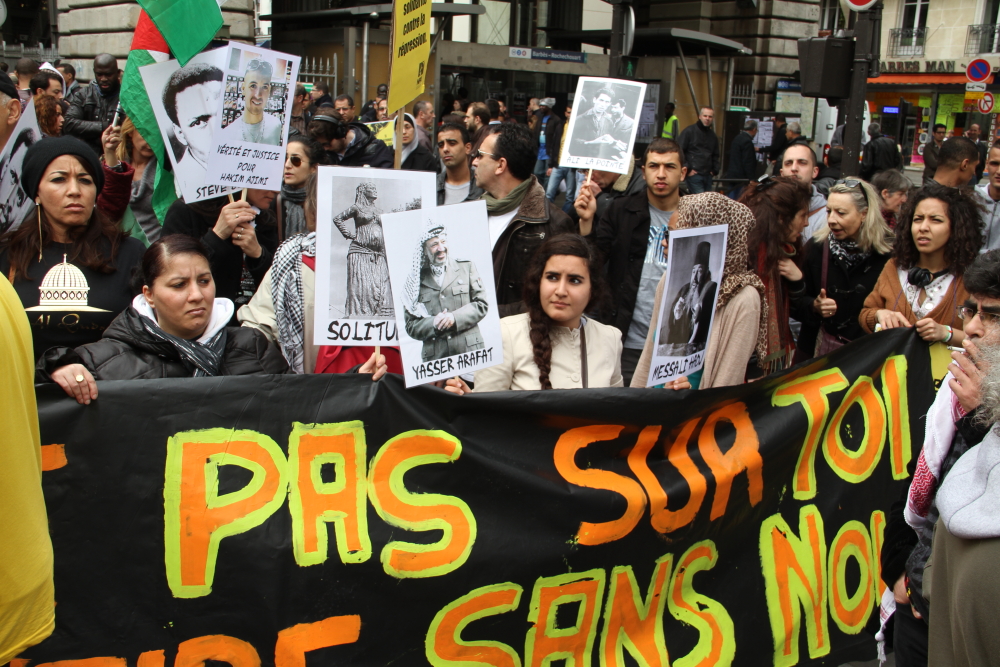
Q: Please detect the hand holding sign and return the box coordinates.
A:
[213,200,256,240]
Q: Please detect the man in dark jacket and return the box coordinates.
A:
[724,119,758,199]
[966,123,989,185]
[309,82,334,109]
[860,122,902,181]
[472,123,577,316]
[767,113,788,164]
[677,106,719,194]
[307,109,393,168]
[63,54,120,155]
[532,97,562,188]
[923,123,946,183]
[575,138,687,384]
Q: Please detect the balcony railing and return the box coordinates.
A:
[888,27,927,57]
[967,24,1000,55]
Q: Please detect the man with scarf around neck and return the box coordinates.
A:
[472,123,575,316]
[875,250,1000,667]
[575,138,687,385]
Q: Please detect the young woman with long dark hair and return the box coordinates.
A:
[444,233,621,393]
[738,175,811,374]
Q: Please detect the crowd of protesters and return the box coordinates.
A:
[7,50,1000,667]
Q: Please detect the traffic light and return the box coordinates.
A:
[898,98,914,117]
[797,37,854,101]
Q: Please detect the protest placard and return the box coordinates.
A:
[0,99,41,234]
[203,42,300,192]
[387,0,432,114]
[139,47,237,202]
[646,224,728,386]
[382,200,503,387]
[366,120,395,147]
[560,77,647,174]
[313,166,436,346]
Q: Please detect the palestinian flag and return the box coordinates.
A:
[136,0,223,66]
[118,10,176,239]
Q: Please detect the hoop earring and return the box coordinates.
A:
[36,203,42,261]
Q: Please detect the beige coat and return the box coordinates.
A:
[630,273,761,389]
[238,263,317,374]
[474,313,624,391]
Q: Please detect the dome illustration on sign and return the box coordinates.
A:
[26,255,109,312]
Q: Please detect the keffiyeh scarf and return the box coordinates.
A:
[271,232,316,373]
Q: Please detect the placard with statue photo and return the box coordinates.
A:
[313,166,436,347]
[645,224,728,387]
[381,200,503,388]
[560,76,647,174]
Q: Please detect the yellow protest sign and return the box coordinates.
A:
[366,121,395,147]
[387,0,432,113]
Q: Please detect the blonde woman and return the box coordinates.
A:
[792,178,893,359]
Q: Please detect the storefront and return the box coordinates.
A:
[868,59,998,168]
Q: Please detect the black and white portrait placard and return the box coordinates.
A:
[203,43,300,192]
[0,99,41,234]
[139,48,236,203]
[646,224,728,387]
[313,166,436,347]
[381,201,503,388]
[560,76,647,174]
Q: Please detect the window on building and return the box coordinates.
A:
[900,0,929,32]
[889,0,928,56]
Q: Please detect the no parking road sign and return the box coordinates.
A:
[968,58,992,83]
[980,92,995,114]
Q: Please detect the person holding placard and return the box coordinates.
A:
[576,138,686,385]
[443,234,622,393]
[220,58,282,146]
[630,192,765,390]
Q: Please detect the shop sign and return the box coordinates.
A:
[508,47,587,64]
[879,60,956,74]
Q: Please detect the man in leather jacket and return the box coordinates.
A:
[64,54,120,155]
[860,122,902,181]
[306,109,393,168]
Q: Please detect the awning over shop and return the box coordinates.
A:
[868,74,993,85]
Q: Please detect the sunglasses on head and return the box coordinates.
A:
[835,178,872,209]
[246,59,274,78]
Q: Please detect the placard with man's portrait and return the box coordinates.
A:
[0,99,41,234]
[382,200,503,388]
[645,224,728,387]
[203,43,300,193]
[139,48,237,203]
[560,76,647,175]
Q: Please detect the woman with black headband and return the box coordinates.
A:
[859,182,983,344]
[792,178,893,360]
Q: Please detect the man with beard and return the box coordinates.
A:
[402,222,488,362]
[222,59,283,145]
[662,241,717,349]
[879,249,1000,667]
[571,86,615,159]
[64,54,120,155]
[163,63,225,200]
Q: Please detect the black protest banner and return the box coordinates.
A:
[24,329,932,667]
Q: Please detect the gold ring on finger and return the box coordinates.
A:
[75,374,85,383]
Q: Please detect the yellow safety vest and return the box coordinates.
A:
[661,115,679,139]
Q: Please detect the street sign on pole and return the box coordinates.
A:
[968,58,992,83]
[980,92,995,114]
[968,81,988,92]
[842,0,879,10]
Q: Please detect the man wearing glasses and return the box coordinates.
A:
[879,249,1000,666]
[472,123,576,315]
[223,59,283,146]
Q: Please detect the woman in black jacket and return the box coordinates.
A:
[40,235,289,403]
[792,178,893,360]
[399,113,439,173]
[162,188,279,321]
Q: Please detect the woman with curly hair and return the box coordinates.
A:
[792,179,893,360]
[859,183,983,344]
[34,95,64,137]
[739,175,811,374]
[443,234,622,393]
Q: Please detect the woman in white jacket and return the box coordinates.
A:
[445,234,623,392]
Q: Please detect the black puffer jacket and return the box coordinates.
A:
[37,307,289,381]
[335,122,394,168]
[64,82,120,155]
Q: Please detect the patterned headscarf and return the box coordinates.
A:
[673,192,769,365]
[402,219,447,316]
